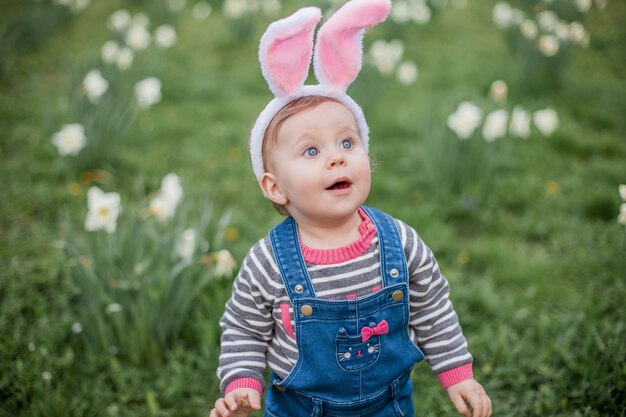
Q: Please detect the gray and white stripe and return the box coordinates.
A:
[217,219,472,393]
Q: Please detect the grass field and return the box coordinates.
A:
[1,0,625,416]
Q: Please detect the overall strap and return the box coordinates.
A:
[269,216,316,300]
[360,206,408,287]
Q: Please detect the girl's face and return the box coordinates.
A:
[262,101,371,227]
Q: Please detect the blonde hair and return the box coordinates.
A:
[260,95,338,215]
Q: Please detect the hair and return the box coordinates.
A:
[260,95,339,216]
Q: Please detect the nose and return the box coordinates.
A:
[326,151,346,169]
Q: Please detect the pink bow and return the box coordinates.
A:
[361,320,389,342]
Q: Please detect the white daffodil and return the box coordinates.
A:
[71,322,83,334]
[83,69,109,104]
[368,41,389,74]
[618,185,626,201]
[512,8,525,26]
[101,41,120,65]
[369,40,404,76]
[410,1,431,24]
[85,187,121,233]
[520,19,538,39]
[260,0,281,16]
[488,80,508,103]
[161,173,184,204]
[554,22,570,40]
[510,106,531,139]
[116,47,134,70]
[149,195,173,222]
[125,23,151,51]
[134,77,162,109]
[101,41,134,70]
[537,10,558,32]
[533,107,559,136]
[575,0,592,12]
[168,0,187,11]
[447,101,482,139]
[492,2,514,29]
[154,24,177,48]
[192,1,212,20]
[105,303,123,314]
[568,22,589,47]
[482,109,508,142]
[538,35,560,57]
[387,39,405,63]
[132,13,150,28]
[52,123,87,156]
[618,204,626,226]
[149,173,183,221]
[396,61,418,85]
[391,1,412,23]
[69,0,90,13]
[176,229,197,262]
[223,0,248,19]
[107,9,131,33]
[55,0,87,13]
[214,249,236,277]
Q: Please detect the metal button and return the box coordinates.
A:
[294,284,304,293]
[389,268,399,278]
[276,385,287,392]
[391,290,404,302]
[300,305,313,316]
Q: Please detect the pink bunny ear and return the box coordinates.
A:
[314,0,391,90]
[259,7,322,97]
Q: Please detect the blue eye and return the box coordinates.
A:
[305,147,319,157]
[340,138,353,149]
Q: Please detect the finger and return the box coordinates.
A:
[469,393,484,417]
[484,394,493,417]
[215,399,230,417]
[209,409,217,417]
[471,392,490,417]
[225,394,239,411]
[449,392,472,417]
[247,390,262,410]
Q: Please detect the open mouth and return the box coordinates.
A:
[326,179,352,190]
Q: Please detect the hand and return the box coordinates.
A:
[209,388,262,417]
[446,378,492,417]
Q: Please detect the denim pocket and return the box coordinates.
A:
[335,327,381,371]
[392,399,406,417]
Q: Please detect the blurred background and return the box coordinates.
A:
[0,0,624,416]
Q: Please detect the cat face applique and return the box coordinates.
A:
[335,323,384,371]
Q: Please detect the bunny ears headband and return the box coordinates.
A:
[249,0,392,180]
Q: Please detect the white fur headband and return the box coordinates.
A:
[249,0,392,180]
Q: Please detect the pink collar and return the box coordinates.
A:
[300,208,377,265]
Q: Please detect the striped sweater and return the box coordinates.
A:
[217,212,473,394]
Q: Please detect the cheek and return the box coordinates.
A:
[357,158,372,182]
[278,162,317,193]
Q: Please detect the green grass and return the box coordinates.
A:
[1,0,625,416]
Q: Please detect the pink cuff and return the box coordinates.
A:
[437,363,474,389]
[224,378,264,395]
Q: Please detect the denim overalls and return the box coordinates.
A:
[265,207,424,417]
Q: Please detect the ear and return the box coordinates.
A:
[259,172,288,206]
[259,7,322,98]
[314,0,391,91]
